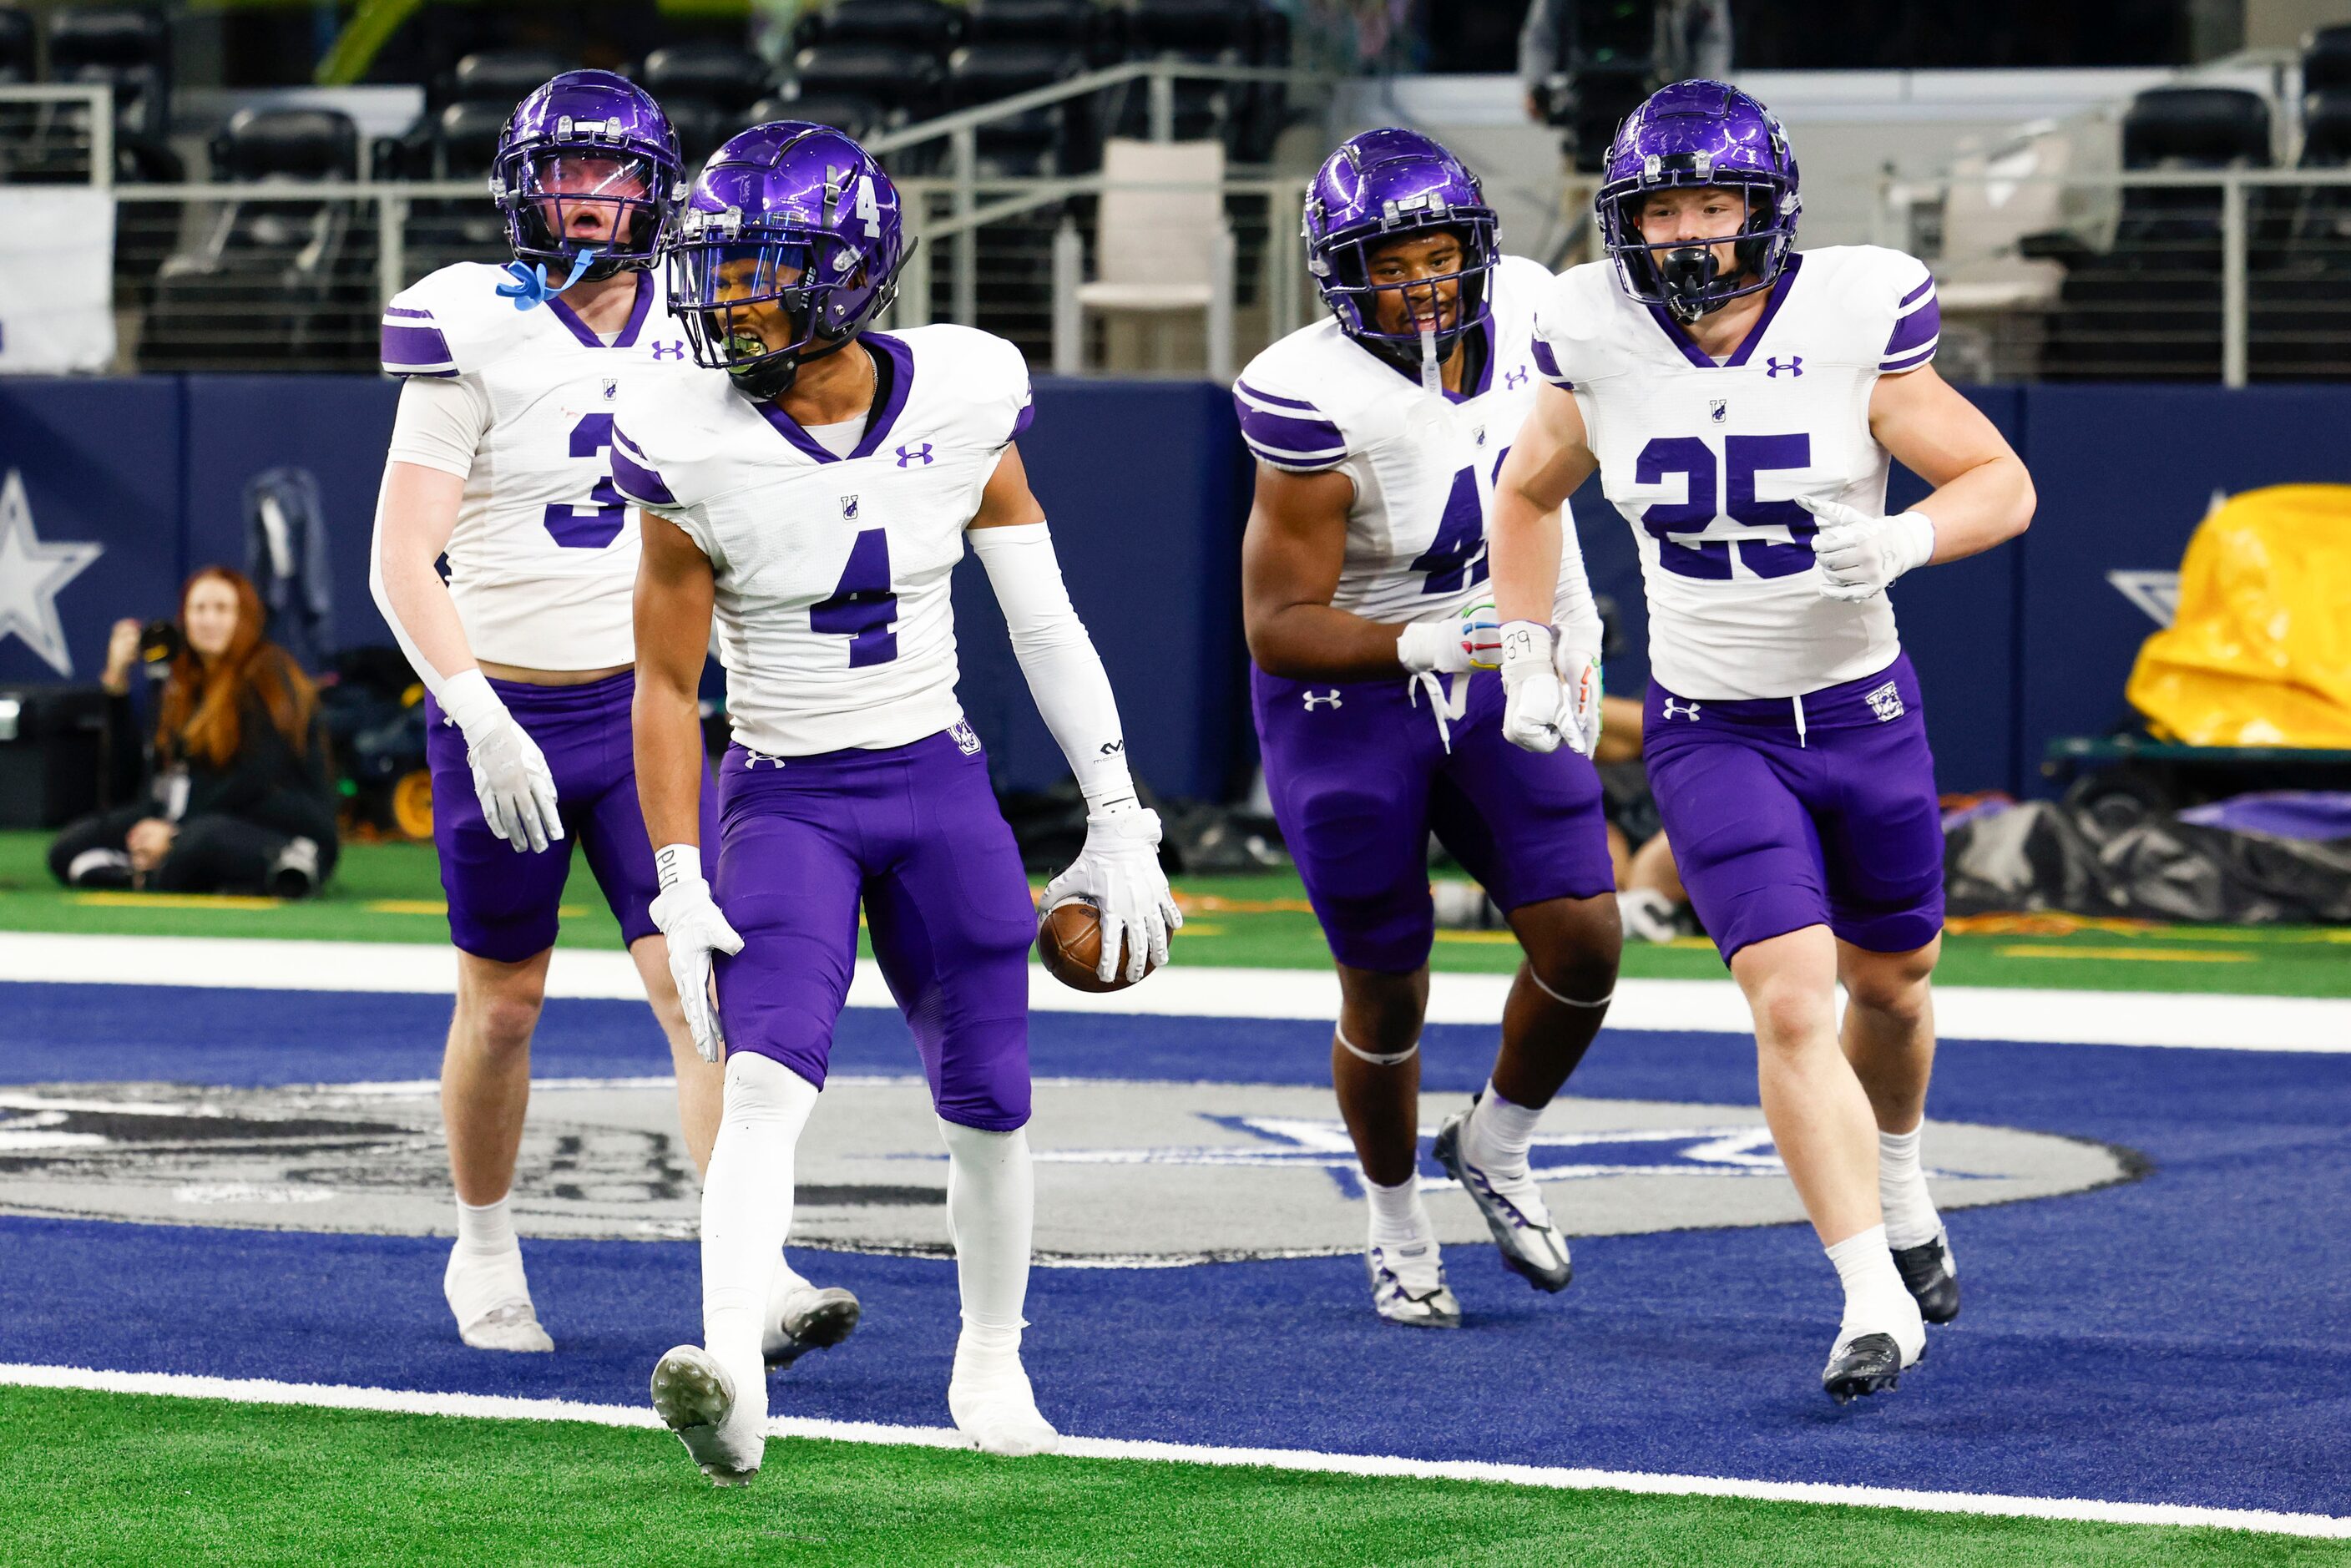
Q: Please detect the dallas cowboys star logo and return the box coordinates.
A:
[0,470,102,677]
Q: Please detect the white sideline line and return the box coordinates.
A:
[3,1363,2343,1540]
[2,932,2347,1053]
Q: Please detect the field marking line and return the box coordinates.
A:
[1,1362,2343,1540]
[2,931,2348,1053]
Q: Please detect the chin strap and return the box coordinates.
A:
[495,247,600,311]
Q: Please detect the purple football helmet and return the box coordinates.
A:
[1303,129,1499,364]
[665,121,911,400]
[490,69,682,295]
[1596,79,1802,322]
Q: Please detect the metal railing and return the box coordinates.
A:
[0,83,112,188]
[1894,166,2351,387]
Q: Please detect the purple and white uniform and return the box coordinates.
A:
[1238,255,1615,974]
[611,324,1038,1129]
[380,262,716,960]
[1531,246,1947,959]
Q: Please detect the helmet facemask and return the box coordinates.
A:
[669,225,902,401]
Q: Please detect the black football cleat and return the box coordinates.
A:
[1822,1332,1921,1404]
[1891,1230,1960,1324]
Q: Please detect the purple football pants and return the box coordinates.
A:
[1251,665,1616,974]
[711,727,1036,1132]
[1642,651,1945,964]
[425,670,717,964]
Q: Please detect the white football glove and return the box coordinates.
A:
[1396,601,1503,674]
[1554,635,1603,758]
[437,670,563,854]
[1801,496,1936,604]
[1499,620,1571,755]
[1040,806,1181,984]
[648,845,743,1063]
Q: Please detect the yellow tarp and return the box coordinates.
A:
[2125,483,2351,747]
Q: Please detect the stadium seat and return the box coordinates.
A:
[2250,89,2351,379]
[1059,137,1234,380]
[45,5,171,140]
[641,42,773,115]
[2039,87,2271,381]
[748,90,887,144]
[2301,23,2351,94]
[793,42,946,124]
[143,107,376,373]
[0,7,34,85]
[392,100,511,268]
[948,43,1090,175]
[965,0,1110,63]
[796,0,963,56]
[1112,0,1271,154]
[447,48,574,109]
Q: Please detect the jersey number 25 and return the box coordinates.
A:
[1637,432,1815,581]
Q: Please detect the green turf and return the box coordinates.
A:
[3,831,2345,997]
[1,1387,2337,1568]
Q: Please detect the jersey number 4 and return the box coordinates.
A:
[1636,432,1814,581]
[1409,453,1507,596]
[811,528,899,667]
[544,413,628,549]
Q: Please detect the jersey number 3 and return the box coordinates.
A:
[544,413,628,549]
[1636,433,1814,581]
[811,528,899,666]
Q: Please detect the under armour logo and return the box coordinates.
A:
[650,341,687,361]
[896,443,934,467]
[1865,680,1905,722]
[744,748,788,769]
[951,721,982,755]
[1504,367,1528,391]
[1302,690,1343,711]
[1662,698,1701,721]
[1765,357,1802,378]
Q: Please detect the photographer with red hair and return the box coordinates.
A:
[48,567,339,898]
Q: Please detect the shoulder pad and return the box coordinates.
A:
[611,365,732,512]
[381,262,536,378]
[892,323,1032,447]
[1528,261,1616,388]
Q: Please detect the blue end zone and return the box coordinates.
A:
[2,981,2347,1515]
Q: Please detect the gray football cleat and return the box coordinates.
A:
[443,1243,554,1353]
[1366,1239,1461,1328]
[1433,1100,1572,1292]
[764,1283,862,1368]
[650,1344,761,1485]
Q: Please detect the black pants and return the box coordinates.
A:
[47,807,337,895]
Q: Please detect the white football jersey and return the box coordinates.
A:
[1531,245,1941,700]
[380,262,692,670]
[611,324,1033,756]
[1233,255,1553,626]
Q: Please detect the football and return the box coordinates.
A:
[1036,897,1158,993]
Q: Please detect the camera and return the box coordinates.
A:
[139,620,182,677]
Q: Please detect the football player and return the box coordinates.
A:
[369,73,857,1364]
[620,123,1180,1484]
[1487,81,2034,1401]
[1236,129,1622,1328]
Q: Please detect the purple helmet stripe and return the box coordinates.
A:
[610,443,677,508]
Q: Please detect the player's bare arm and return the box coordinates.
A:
[1867,363,2036,561]
[1241,466,1438,681]
[372,458,475,680]
[631,509,717,852]
[968,438,1049,532]
[1489,380,1599,627]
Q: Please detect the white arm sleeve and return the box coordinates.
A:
[969,522,1140,812]
[369,375,492,702]
[1551,506,1605,651]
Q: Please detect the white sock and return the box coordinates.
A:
[1364,1174,1428,1245]
[938,1120,1035,1337]
[1464,1084,1544,1179]
[1824,1223,1916,1338]
[701,1053,820,1433]
[770,1256,812,1298]
[453,1196,518,1257]
[1877,1125,1942,1249]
